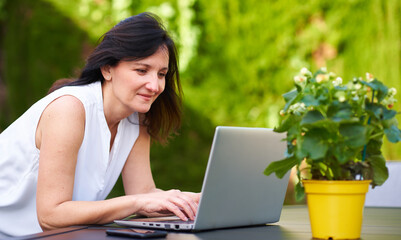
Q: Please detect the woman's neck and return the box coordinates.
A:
[101,82,132,130]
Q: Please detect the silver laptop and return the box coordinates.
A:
[114,126,290,231]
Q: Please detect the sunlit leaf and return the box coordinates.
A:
[264,156,298,179]
[275,114,301,133]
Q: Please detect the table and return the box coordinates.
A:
[8,206,401,240]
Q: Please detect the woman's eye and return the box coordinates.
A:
[135,69,147,74]
[158,72,167,78]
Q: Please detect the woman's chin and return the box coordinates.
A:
[135,106,152,114]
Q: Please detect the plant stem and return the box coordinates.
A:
[362,90,375,161]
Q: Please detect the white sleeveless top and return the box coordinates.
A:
[0,82,140,236]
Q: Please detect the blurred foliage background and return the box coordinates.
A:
[0,0,400,204]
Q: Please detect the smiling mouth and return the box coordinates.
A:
[138,94,154,101]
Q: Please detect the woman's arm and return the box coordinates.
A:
[36,96,144,230]
[121,120,200,220]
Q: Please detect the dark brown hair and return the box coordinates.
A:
[50,12,182,144]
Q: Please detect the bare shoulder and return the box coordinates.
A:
[42,95,85,124]
[36,95,86,150]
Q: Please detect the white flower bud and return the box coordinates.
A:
[300,67,311,76]
[389,87,397,96]
[316,74,326,83]
[289,102,307,115]
[366,72,374,82]
[332,77,343,86]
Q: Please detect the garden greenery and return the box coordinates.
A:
[264,68,401,201]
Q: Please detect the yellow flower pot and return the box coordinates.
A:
[303,180,371,239]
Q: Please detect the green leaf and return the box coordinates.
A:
[302,129,329,159]
[367,155,388,186]
[332,142,356,164]
[365,103,383,120]
[301,95,319,107]
[264,156,298,179]
[274,114,301,133]
[287,124,300,137]
[383,117,399,129]
[318,162,328,177]
[366,103,397,121]
[331,109,353,121]
[365,137,383,156]
[382,108,397,120]
[283,90,299,111]
[295,181,305,202]
[295,142,308,159]
[339,123,369,148]
[300,110,324,125]
[328,102,358,123]
[384,125,401,143]
[361,79,388,102]
[283,89,298,103]
[317,88,329,102]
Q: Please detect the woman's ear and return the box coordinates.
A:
[100,65,112,81]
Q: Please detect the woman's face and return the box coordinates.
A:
[102,46,168,114]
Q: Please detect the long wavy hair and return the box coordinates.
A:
[51,13,182,144]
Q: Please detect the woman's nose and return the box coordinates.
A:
[146,76,159,92]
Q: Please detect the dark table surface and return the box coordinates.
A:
[8,205,401,240]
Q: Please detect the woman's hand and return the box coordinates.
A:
[133,190,201,221]
[181,191,201,205]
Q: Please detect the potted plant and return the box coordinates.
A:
[264,67,401,239]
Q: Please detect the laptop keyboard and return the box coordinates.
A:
[154,220,194,224]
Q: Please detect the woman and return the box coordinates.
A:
[0,12,200,237]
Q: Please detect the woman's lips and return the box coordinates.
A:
[138,93,154,101]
